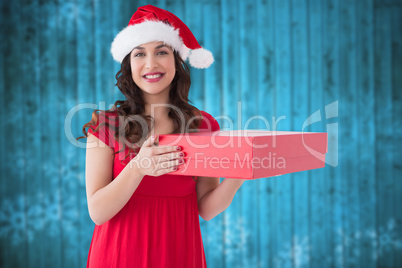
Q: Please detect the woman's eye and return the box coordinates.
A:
[157,51,168,55]
[134,52,144,57]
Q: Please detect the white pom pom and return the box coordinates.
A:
[188,48,214,69]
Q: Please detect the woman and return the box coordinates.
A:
[79,5,245,267]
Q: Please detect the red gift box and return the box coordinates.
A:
[158,130,328,179]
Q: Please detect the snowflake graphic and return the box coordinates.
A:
[292,236,310,267]
[335,227,362,265]
[274,235,310,268]
[367,218,402,257]
[0,192,84,246]
[42,193,62,236]
[333,218,402,264]
[0,196,28,246]
[222,214,247,265]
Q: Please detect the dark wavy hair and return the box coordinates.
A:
[77,49,202,163]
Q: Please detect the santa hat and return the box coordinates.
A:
[111,5,214,69]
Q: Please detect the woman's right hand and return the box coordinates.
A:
[131,134,185,177]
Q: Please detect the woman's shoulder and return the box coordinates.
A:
[99,110,119,118]
[87,111,119,148]
[198,110,220,131]
[96,110,119,124]
[88,111,119,133]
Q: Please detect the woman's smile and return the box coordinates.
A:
[142,72,165,82]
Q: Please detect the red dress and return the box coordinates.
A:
[86,110,220,268]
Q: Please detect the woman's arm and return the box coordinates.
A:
[85,134,145,225]
[196,177,246,221]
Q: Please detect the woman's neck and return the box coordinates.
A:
[144,103,171,120]
[143,87,171,117]
[144,101,175,136]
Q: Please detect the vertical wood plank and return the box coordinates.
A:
[273,0,293,267]
[356,0,377,266]
[290,1,310,267]
[39,0,63,267]
[322,0,343,266]
[57,0,79,266]
[76,0,96,266]
[0,1,6,266]
[374,3,395,267]
[1,0,28,267]
[391,6,402,267]
[220,1,243,267]
[20,0,43,267]
[338,0,361,266]
[267,2,279,267]
[256,0,275,266]
[94,0,115,105]
[202,1,224,267]
[307,0,329,267]
[238,0,260,267]
[111,0,134,101]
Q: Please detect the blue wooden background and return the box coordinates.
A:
[1,0,401,267]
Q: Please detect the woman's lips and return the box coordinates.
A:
[142,72,165,82]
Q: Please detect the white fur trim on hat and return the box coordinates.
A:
[111,20,185,63]
[188,48,214,69]
[179,44,190,61]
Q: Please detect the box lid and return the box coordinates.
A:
[159,130,327,160]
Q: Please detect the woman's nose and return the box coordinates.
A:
[145,55,158,69]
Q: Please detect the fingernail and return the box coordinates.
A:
[179,159,184,164]
[180,152,184,157]
[151,135,155,139]
[173,166,178,170]
[176,146,181,151]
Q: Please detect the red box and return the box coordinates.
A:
[158,130,328,179]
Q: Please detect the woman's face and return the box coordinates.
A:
[130,41,176,98]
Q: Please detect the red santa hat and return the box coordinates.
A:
[111,5,214,69]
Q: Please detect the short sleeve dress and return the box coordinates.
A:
[86,110,220,268]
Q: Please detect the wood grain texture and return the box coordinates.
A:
[0,1,5,265]
[322,0,343,267]
[57,0,80,266]
[356,0,377,267]
[273,1,293,267]
[238,0,260,267]
[20,0,43,267]
[220,1,243,267]
[391,6,402,268]
[290,1,310,267]
[0,1,401,267]
[76,0,96,266]
[39,1,63,267]
[202,0,225,266]
[308,0,329,267]
[2,0,27,267]
[339,0,362,266]
[374,3,395,268]
[256,0,275,266]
